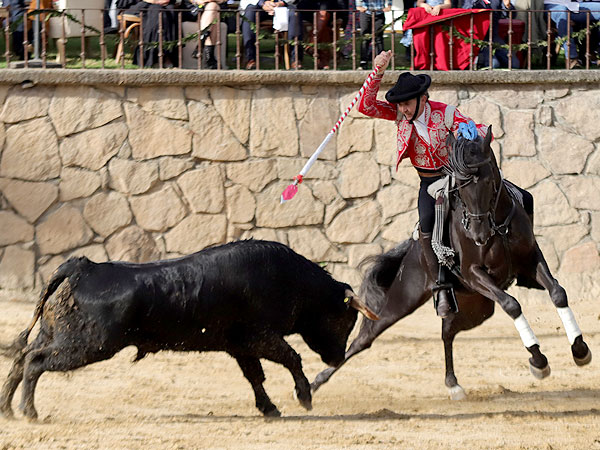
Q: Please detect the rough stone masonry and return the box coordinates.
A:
[0,69,598,304]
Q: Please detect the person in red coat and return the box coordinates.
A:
[357,50,490,318]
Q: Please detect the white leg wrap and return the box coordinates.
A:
[514,314,539,348]
[556,307,582,345]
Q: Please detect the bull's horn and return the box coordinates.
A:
[345,289,379,321]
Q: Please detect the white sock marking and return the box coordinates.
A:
[514,314,539,348]
[556,307,582,345]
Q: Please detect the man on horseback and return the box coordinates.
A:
[357,50,533,318]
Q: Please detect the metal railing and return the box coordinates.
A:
[0,6,598,70]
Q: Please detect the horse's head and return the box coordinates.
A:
[447,126,500,246]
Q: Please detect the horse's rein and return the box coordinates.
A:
[454,159,516,237]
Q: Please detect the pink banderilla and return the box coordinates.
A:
[280,64,383,203]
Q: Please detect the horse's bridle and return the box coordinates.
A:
[453,158,517,240]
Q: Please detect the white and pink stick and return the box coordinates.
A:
[280,64,383,203]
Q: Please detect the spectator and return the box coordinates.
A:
[357,0,392,69]
[286,0,348,69]
[544,0,600,67]
[311,0,349,69]
[124,0,224,68]
[512,0,547,53]
[463,0,520,68]
[242,0,297,69]
[7,0,29,60]
[400,0,450,51]
[417,0,450,16]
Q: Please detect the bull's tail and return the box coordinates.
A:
[0,257,85,359]
[358,239,412,313]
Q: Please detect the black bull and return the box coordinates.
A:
[0,239,378,420]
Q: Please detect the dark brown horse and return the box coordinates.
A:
[312,126,592,400]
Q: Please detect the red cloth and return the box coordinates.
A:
[404,8,491,71]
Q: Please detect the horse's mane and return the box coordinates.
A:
[445,135,482,181]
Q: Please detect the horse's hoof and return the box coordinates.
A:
[574,348,592,366]
[529,363,551,380]
[448,385,467,401]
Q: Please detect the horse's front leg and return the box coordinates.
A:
[530,243,592,366]
[467,266,550,379]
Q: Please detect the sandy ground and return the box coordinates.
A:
[0,289,599,450]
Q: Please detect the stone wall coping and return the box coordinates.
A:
[2,69,599,87]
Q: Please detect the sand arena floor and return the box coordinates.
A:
[0,289,599,449]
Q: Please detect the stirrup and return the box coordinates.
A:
[432,283,458,315]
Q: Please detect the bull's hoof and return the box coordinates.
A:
[529,362,551,380]
[0,402,14,419]
[448,385,466,401]
[294,388,312,411]
[262,406,281,418]
[18,402,38,422]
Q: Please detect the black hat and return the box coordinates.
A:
[385,72,432,103]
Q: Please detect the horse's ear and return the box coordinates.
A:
[446,130,457,148]
[483,125,493,150]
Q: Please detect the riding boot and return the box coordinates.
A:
[202,45,217,69]
[419,230,454,318]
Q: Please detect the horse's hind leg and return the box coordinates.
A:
[530,243,591,366]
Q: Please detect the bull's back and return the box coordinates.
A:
[65,241,344,343]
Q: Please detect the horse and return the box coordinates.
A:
[312,126,592,400]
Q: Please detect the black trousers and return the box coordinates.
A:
[359,11,385,64]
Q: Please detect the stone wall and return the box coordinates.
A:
[0,69,598,301]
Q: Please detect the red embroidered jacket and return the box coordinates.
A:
[357,74,488,171]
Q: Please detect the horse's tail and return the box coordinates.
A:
[359,239,413,313]
[0,257,84,359]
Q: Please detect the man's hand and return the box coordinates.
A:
[383,6,391,11]
[374,50,392,71]
[357,6,367,12]
[263,0,284,13]
[431,4,441,15]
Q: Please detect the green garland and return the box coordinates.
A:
[17,8,599,62]
[444,18,600,55]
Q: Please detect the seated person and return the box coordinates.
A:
[123,0,224,68]
[242,0,297,69]
[6,0,29,60]
[418,0,451,16]
[545,0,600,67]
[463,0,521,68]
[286,0,349,69]
[400,0,450,50]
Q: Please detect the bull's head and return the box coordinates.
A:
[303,288,378,368]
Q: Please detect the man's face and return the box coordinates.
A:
[397,94,427,120]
